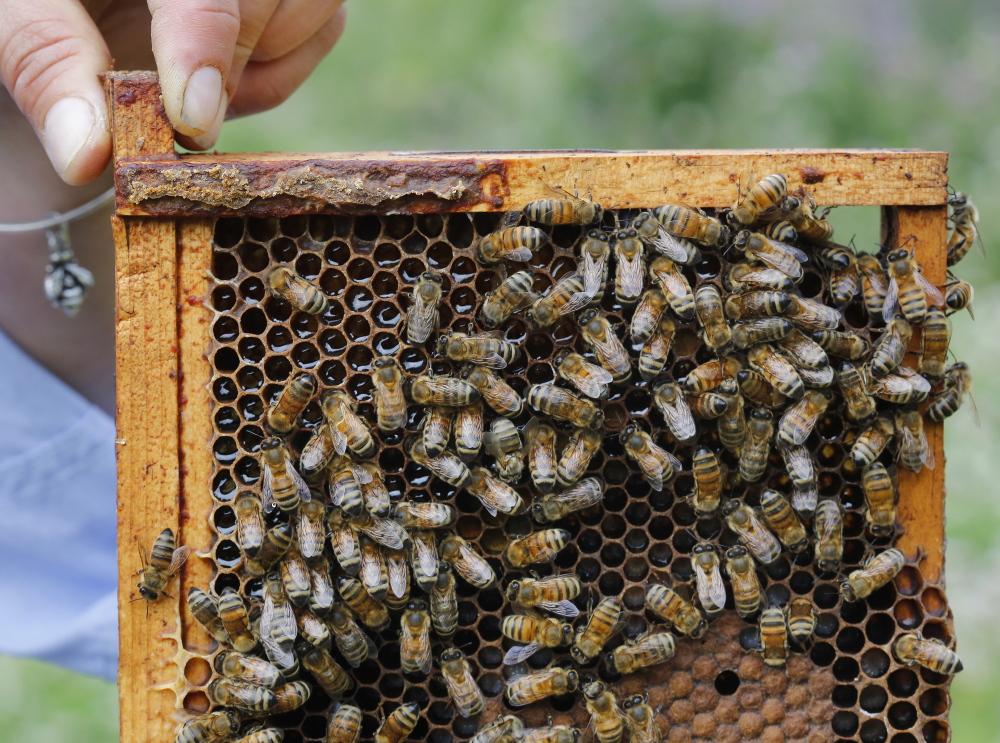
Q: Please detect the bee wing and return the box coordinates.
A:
[913,270,945,306]
[452,666,485,717]
[285,454,312,504]
[651,262,690,299]
[645,225,689,263]
[765,235,809,263]
[261,465,279,514]
[330,427,349,456]
[752,240,804,279]
[553,482,604,512]
[167,545,193,576]
[536,600,580,618]
[616,249,646,297]
[661,398,697,441]
[500,209,523,230]
[581,251,606,296]
[521,417,540,448]
[883,277,901,323]
[587,333,629,373]
[408,293,439,342]
[350,463,374,485]
[742,519,782,563]
[362,517,408,551]
[261,593,295,667]
[696,563,727,610]
[483,431,505,460]
[415,539,439,577]
[503,642,542,665]
[636,451,665,492]
[559,291,593,317]
[462,350,508,369]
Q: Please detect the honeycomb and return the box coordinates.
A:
[191,209,955,743]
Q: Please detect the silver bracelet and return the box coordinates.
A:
[0,187,112,316]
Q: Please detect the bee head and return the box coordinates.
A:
[423,271,443,284]
[691,618,708,639]
[260,436,282,451]
[582,680,603,699]
[578,308,598,328]
[782,196,801,211]
[618,423,638,443]
[750,408,773,421]
[587,229,607,242]
[505,581,521,601]
[561,623,575,644]
[530,502,547,523]
[869,525,895,539]
[947,192,967,208]
[721,500,740,517]
[733,230,751,249]
[839,580,858,602]
[692,543,711,556]
[726,545,747,559]
[441,648,463,663]
[137,584,156,600]
[552,348,571,367]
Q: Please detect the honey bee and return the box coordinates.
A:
[786,295,842,331]
[322,391,377,459]
[786,598,816,647]
[533,477,603,523]
[747,344,805,401]
[269,680,312,714]
[630,288,669,343]
[724,264,796,295]
[579,230,611,302]
[507,574,582,618]
[723,501,781,564]
[780,445,818,515]
[466,467,524,517]
[506,667,580,706]
[439,331,519,370]
[927,362,973,421]
[503,614,574,664]
[258,438,310,514]
[480,270,538,328]
[862,462,897,538]
[462,364,523,417]
[897,408,934,472]
[869,317,912,379]
[647,256,695,320]
[484,417,526,483]
[692,543,726,615]
[693,284,732,352]
[523,418,557,492]
[136,527,190,602]
[440,648,485,717]
[394,501,457,530]
[430,565,459,639]
[327,601,377,667]
[638,313,676,382]
[477,225,549,265]
[945,277,974,317]
[630,211,690,264]
[301,644,353,698]
[572,597,624,664]
[715,380,746,454]
[793,364,834,391]
[410,376,481,409]
[176,710,241,743]
[724,290,793,321]
[850,415,896,470]
[526,272,590,329]
[759,489,808,553]
[893,632,964,675]
[453,401,484,462]
[440,534,495,588]
[337,575,390,631]
[736,368,788,408]
[731,317,794,350]
[785,193,835,240]
[373,356,407,432]
[268,266,328,315]
[578,309,631,384]
[295,500,326,566]
[506,528,570,569]
[359,535,389,603]
[187,587,231,645]
[758,606,789,667]
[840,547,905,601]
[408,438,473,489]
[376,702,421,743]
[613,228,645,303]
[217,586,258,654]
[209,678,277,714]
[327,510,360,575]
[884,247,944,324]
[297,608,332,650]
[857,253,889,318]
[919,306,951,383]
[279,548,312,607]
[828,253,860,307]
[554,430,602,489]
[246,521,294,577]
[691,447,723,515]
[260,572,297,667]
[776,328,829,370]
[554,350,613,400]
[870,366,931,405]
[645,583,707,638]
[405,272,443,346]
[732,230,808,280]
[609,631,676,674]
[357,463,389,517]
[525,189,604,225]
[527,384,604,429]
[399,599,433,675]
[622,695,662,743]
[652,382,697,444]
[724,546,762,617]
[652,203,730,248]
[813,498,843,574]
[947,190,981,267]
[410,529,440,593]
[328,460,366,517]
[776,389,830,448]
[620,424,681,492]
[265,373,316,436]
[731,172,787,226]
[836,362,876,425]
[420,407,454,458]
[349,510,410,551]
[813,329,869,360]
[472,717,526,743]
[684,358,744,394]
[739,407,774,483]
[327,704,363,743]
[583,681,625,743]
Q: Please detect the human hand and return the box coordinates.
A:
[0,0,348,185]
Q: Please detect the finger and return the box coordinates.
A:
[225,0,281,92]
[250,0,345,63]
[147,0,240,137]
[228,5,345,118]
[0,0,112,184]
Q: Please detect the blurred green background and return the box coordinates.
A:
[5,0,998,740]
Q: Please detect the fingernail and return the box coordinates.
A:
[43,97,96,179]
[181,66,224,134]
[188,92,228,151]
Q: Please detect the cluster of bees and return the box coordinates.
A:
[136,172,981,743]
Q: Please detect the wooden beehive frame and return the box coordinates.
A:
[107,71,950,743]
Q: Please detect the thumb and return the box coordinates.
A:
[0,0,112,185]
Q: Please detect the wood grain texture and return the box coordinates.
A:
[105,70,175,161]
[884,205,949,583]
[115,215,183,743]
